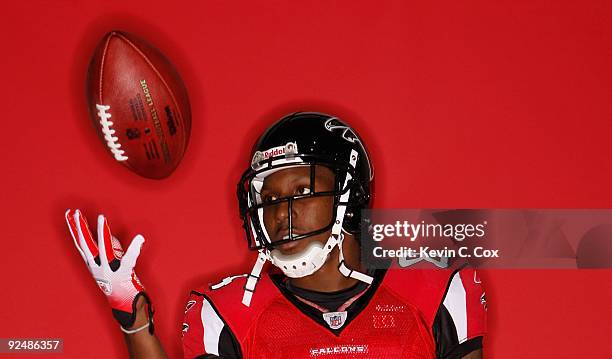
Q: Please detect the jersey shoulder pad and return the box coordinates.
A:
[186,273,282,341]
[382,267,487,341]
[382,268,456,327]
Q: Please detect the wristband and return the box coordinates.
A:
[120,319,153,335]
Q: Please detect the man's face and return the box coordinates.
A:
[260,165,335,255]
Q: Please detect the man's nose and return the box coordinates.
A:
[275,198,297,224]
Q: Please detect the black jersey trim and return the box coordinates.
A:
[190,291,243,359]
[270,269,388,336]
[286,278,369,312]
[433,303,459,358]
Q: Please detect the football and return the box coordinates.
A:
[86,31,191,179]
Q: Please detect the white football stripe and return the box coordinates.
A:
[201,298,225,355]
[443,272,468,343]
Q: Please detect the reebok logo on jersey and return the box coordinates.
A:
[181,323,189,337]
[481,293,487,310]
[376,304,406,313]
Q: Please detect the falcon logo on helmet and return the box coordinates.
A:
[324,118,360,144]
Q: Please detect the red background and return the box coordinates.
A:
[2,1,611,357]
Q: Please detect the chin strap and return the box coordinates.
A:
[242,251,267,306]
[338,233,373,284]
[241,149,373,307]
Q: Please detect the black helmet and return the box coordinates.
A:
[237,112,374,250]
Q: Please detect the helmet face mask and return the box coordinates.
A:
[240,162,355,251]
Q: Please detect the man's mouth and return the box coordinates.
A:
[273,229,304,252]
[275,228,303,242]
[277,240,300,252]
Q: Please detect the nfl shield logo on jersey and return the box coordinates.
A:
[323,311,348,330]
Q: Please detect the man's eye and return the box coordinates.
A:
[297,186,311,195]
[262,194,278,203]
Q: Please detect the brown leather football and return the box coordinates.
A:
[86,31,191,179]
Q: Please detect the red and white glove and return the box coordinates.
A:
[65,209,153,333]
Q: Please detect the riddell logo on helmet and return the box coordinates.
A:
[263,147,285,159]
[251,142,298,169]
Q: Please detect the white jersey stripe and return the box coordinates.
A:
[443,271,468,343]
[201,298,225,355]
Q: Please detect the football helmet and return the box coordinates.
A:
[237,112,374,306]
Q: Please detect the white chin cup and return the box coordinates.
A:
[269,237,336,278]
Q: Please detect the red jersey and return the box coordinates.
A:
[182,268,487,359]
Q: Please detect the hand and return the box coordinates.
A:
[65,209,153,332]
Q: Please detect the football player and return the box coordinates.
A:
[66,112,486,359]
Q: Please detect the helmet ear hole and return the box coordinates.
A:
[342,207,362,235]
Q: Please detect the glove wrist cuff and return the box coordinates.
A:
[114,292,155,335]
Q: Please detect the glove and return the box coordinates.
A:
[65,209,154,333]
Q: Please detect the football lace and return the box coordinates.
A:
[96,104,128,161]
